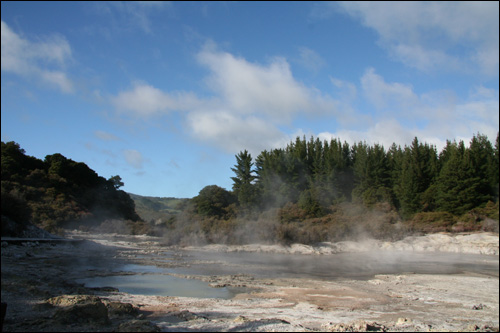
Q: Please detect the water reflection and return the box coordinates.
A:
[177,250,499,280]
[77,272,235,299]
[77,247,498,298]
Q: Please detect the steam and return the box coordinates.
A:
[154,192,407,248]
[173,241,498,280]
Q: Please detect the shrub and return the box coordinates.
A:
[193,185,236,219]
[406,211,458,233]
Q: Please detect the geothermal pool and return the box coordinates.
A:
[76,247,499,298]
[176,250,498,277]
[77,270,236,299]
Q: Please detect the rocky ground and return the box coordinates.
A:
[1,232,499,332]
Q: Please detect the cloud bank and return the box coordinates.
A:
[111,44,338,155]
[1,20,74,93]
[336,1,499,74]
[123,149,145,170]
[110,42,498,155]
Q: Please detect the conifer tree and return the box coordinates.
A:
[494,132,500,199]
[231,150,257,209]
[468,133,496,201]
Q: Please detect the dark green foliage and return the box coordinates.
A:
[298,188,324,217]
[232,133,498,223]
[495,133,500,199]
[231,150,257,209]
[254,149,294,207]
[1,142,45,182]
[394,138,438,218]
[1,183,32,235]
[352,142,392,207]
[193,185,236,218]
[137,132,499,245]
[407,211,458,233]
[129,133,499,246]
[435,138,494,215]
[128,193,187,223]
[1,141,141,235]
[108,175,124,189]
[253,137,354,212]
[140,131,498,246]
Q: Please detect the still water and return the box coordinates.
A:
[176,250,499,279]
[77,270,234,299]
[76,247,498,299]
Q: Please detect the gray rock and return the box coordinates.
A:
[106,301,138,318]
[49,295,109,325]
[116,319,161,332]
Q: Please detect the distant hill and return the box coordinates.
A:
[128,193,190,225]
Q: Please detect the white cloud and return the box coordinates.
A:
[321,70,498,152]
[390,43,460,72]
[111,44,339,153]
[111,82,201,116]
[330,77,357,100]
[123,149,144,169]
[470,85,498,100]
[197,44,335,121]
[110,44,498,156]
[297,47,327,73]
[112,83,174,116]
[327,76,362,126]
[319,119,450,152]
[353,51,498,150]
[39,71,74,94]
[361,68,419,112]
[187,110,287,155]
[336,1,499,73]
[319,118,416,148]
[94,130,121,141]
[93,1,172,34]
[1,20,74,93]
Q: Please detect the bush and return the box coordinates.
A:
[193,185,236,219]
[279,202,307,222]
[406,211,458,233]
[1,184,32,228]
[298,189,324,217]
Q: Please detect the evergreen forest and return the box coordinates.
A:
[230,134,499,218]
[184,133,499,245]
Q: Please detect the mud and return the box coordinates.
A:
[1,232,499,332]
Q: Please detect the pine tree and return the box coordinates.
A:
[387,143,403,209]
[468,133,496,202]
[231,150,257,209]
[494,132,500,199]
[434,140,490,215]
[397,139,422,217]
[395,138,438,218]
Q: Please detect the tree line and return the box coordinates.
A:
[229,133,499,219]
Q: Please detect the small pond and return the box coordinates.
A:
[77,272,235,299]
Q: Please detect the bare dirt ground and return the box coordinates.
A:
[1,232,499,332]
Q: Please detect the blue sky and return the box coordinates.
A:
[2,1,499,198]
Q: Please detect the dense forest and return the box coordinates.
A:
[1,133,499,244]
[1,141,146,236]
[230,133,499,218]
[171,133,499,245]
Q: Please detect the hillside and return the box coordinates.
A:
[1,141,144,236]
[128,193,189,224]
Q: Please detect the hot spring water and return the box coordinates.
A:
[76,249,498,299]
